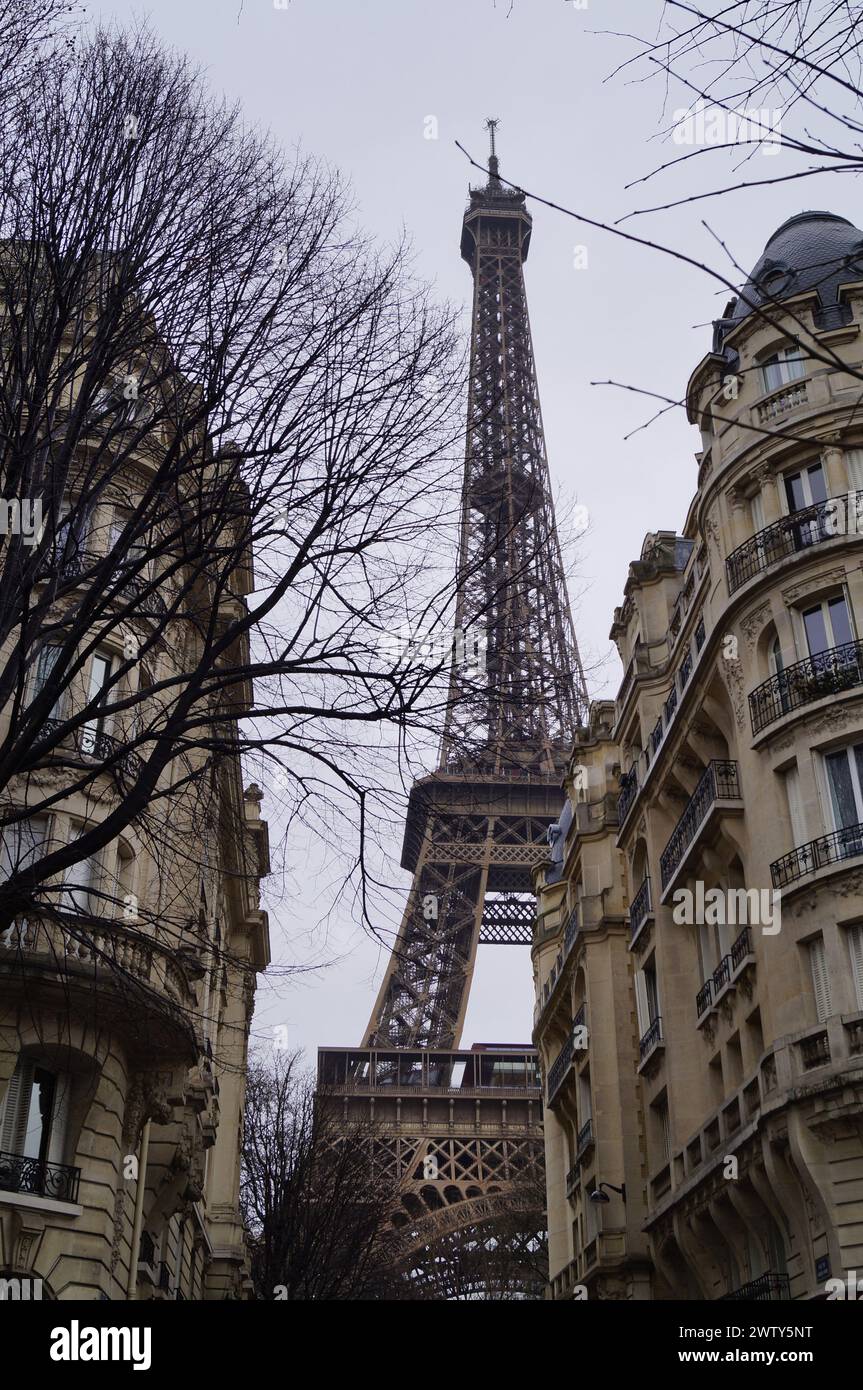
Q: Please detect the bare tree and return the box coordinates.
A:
[611,1,863,218]
[240,1052,398,1300]
[0,11,470,982]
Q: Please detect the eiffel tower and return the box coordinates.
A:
[318,122,588,1294]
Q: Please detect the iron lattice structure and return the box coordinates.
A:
[319,128,586,1295]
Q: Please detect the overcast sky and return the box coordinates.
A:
[89,0,858,1061]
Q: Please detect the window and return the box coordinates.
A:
[802,594,854,656]
[61,831,99,915]
[109,517,149,572]
[0,1058,70,1167]
[784,462,827,513]
[654,1096,670,1162]
[762,346,806,393]
[29,645,66,720]
[81,651,114,753]
[636,961,660,1036]
[781,765,807,847]
[52,501,90,571]
[808,937,833,1023]
[823,743,863,832]
[750,492,766,534]
[0,817,48,881]
[848,925,863,1011]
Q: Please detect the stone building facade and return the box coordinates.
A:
[0,328,270,1298]
[534,210,863,1300]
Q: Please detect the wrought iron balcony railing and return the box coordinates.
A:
[39,547,167,617]
[564,903,579,957]
[629,875,652,944]
[547,1034,575,1105]
[650,717,663,757]
[576,1117,594,1159]
[696,979,712,1018]
[0,1149,81,1203]
[726,499,836,595]
[749,640,863,734]
[730,926,753,974]
[34,717,142,786]
[639,1015,662,1062]
[660,761,741,890]
[617,766,639,825]
[720,1271,791,1301]
[771,822,863,889]
[713,954,732,995]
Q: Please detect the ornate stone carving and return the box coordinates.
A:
[741,600,772,650]
[719,658,746,730]
[782,567,847,603]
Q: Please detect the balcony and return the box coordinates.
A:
[695,978,712,1022]
[730,925,754,977]
[771,822,863,889]
[546,1034,575,1106]
[40,547,167,618]
[575,1117,594,1162]
[638,1015,663,1067]
[0,915,197,1062]
[0,1149,80,1203]
[799,1030,831,1071]
[629,875,652,947]
[33,717,142,788]
[749,640,863,734]
[720,1271,791,1301]
[726,497,834,595]
[712,953,732,1000]
[659,761,742,895]
[617,766,639,825]
[755,378,809,425]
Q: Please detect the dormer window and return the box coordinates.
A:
[761,346,806,393]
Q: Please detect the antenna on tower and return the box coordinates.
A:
[484,116,500,180]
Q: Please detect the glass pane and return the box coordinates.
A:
[803,606,829,655]
[785,473,806,512]
[807,463,827,504]
[854,746,863,811]
[785,351,806,382]
[22,1067,54,1161]
[826,750,858,828]
[828,597,854,648]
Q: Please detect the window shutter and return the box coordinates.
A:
[635,969,650,1036]
[751,493,766,533]
[0,1059,33,1154]
[808,937,832,1022]
[782,766,806,848]
[846,448,863,491]
[848,924,863,1011]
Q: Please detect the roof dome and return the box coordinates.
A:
[714,210,863,349]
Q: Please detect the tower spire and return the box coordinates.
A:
[485,115,500,182]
